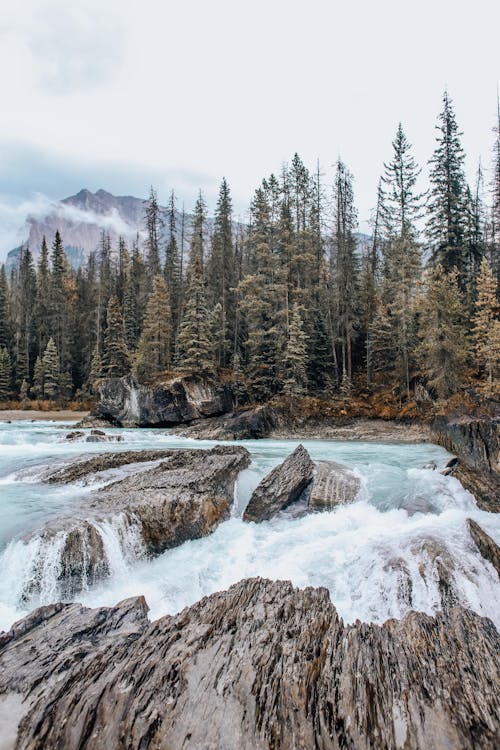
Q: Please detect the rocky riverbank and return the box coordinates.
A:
[1,577,498,750]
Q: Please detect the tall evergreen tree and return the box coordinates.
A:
[42,337,60,399]
[427,92,468,274]
[417,265,468,398]
[282,303,308,396]
[102,296,130,378]
[164,190,182,350]
[134,276,171,381]
[144,186,163,277]
[207,178,235,367]
[472,258,500,390]
[0,346,11,400]
[177,255,214,374]
[332,159,359,385]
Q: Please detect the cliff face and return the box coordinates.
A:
[1,578,498,750]
[431,415,500,512]
[95,374,235,427]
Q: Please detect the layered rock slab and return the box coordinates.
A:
[243,444,314,522]
[24,446,250,597]
[1,578,499,749]
[309,460,361,510]
[468,519,500,577]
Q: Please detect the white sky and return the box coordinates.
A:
[0,0,499,255]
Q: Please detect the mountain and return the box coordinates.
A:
[5,189,152,273]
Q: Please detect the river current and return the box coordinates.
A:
[0,420,499,632]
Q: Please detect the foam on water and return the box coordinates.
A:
[0,420,499,633]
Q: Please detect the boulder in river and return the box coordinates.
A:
[22,446,251,598]
[243,444,314,522]
[308,460,361,511]
[0,578,498,749]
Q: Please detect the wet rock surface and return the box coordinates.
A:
[309,460,361,510]
[243,444,314,522]
[432,416,500,512]
[0,578,498,750]
[28,446,250,595]
[95,374,234,427]
[46,449,178,484]
[468,519,500,577]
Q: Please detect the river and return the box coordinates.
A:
[0,420,498,632]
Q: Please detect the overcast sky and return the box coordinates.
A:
[0,0,499,257]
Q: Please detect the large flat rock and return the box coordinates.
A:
[0,578,498,749]
[243,444,314,522]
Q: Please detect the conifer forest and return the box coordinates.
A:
[1,91,500,406]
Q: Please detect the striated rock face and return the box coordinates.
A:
[309,460,361,510]
[24,446,250,597]
[468,519,500,577]
[432,415,500,473]
[431,415,500,512]
[95,374,234,427]
[46,449,177,484]
[1,578,499,750]
[243,445,314,522]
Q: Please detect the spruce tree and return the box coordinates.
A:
[0,265,11,350]
[144,186,163,277]
[427,92,468,274]
[42,338,60,399]
[102,296,130,378]
[32,356,44,398]
[134,276,171,381]
[417,265,468,399]
[177,255,214,374]
[164,190,182,350]
[472,258,500,390]
[206,178,235,367]
[0,346,11,400]
[88,346,103,394]
[332,159,360,384]
[282,303,308,396]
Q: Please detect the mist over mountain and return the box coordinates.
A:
[5,188,183,272]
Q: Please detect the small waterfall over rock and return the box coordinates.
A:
[0,513,145,608]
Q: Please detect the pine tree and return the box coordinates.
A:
[382,124,424,237]
[472,258,500,390]
[134,276,171,381]
[164,190,182,350]
[427,92,468,274]
[0,346,11,400]
[102,296,130,378]
[88,346,103,394]
[188,191,207,271]
[0,265,11,351]
[177,255,214,374]
[32,356,44,398]
[206,178,235,367]
[332,159,360,384]
[144,186,163,277]
[417,265,468,399]
[490,95,500,283]
[282,303,308,396]
[42,338,60,399]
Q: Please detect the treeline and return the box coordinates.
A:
[0,91,500,404]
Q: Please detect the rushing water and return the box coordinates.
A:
[0,419,499,632]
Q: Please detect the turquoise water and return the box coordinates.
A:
[0,420,498,631]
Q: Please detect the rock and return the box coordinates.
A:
[65,430,84,441]
[180,403,279,440]
[423,460,437,470]
[308,460,361,511]
[431,416,500,512]
[467,519,500,577]
[1,578,498,749]
[94,373,235,427]
[45,449,178,484]
[25,446,251,596]
[445,456,459,468]
[243,444,314,522]
[74,415,114,429]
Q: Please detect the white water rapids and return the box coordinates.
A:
[0,420,499,632]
